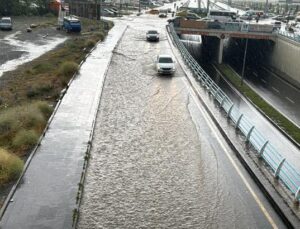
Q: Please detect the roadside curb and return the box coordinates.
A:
[166,25,300,228]
[216,64,300,150]
[72,23,128,228]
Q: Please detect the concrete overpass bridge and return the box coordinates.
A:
[173,18,300,86]
[173,19,276,63]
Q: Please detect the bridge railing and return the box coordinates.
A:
[168,23,300,201]
[277,30,300,43]
[177,19,275,34]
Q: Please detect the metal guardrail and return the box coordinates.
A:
[168,23,300,201]
[277,30,300,43]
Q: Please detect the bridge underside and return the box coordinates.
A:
[176,29,275,64]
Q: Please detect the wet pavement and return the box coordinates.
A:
[181,34,300,171]
[237,65,300,127]
[0,17,67,77]
[77,13,285,228]
[210,65,300,164]
[0,23,127,229]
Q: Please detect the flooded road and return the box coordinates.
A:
[78,14,285,228]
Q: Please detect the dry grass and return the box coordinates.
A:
[12,129,39,151]
[0,102,51,151]
[0,148,24,184]
[58,61,79,77]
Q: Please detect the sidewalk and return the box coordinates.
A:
[0,22,126,229]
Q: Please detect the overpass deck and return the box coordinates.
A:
[174,19,276,41]
[175,27,276,40]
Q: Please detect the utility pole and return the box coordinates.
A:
[207,0,210,15]
[95,0,100,20]
[241,19,250,86]
[197,0,201,13]
[139,0,141,13]
[264,0,269,14]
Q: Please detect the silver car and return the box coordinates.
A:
[0,17,13,30]
[156,54,176,75]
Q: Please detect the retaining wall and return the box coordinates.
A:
[268,36,300,86]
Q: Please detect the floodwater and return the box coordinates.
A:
[0,19,67,77]
[78,14,285,228]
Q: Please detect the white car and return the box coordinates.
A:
[0,17,13,30]
[146,30,159,41]
[156,54,176,75]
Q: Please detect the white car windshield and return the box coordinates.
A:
[1,19,11,23]
[148,30,158,34]
[159,57,173,63]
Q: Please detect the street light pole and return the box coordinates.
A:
[197,0,201,13]
[241,38,248,86]
[207,0,210,15]
[139,0,141,13]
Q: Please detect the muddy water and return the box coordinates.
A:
[77,17,278,228]
[0,30,66,77]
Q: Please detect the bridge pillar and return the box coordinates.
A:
[218,38,224,64]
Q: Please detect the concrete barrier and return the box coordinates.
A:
[269,36,300,86]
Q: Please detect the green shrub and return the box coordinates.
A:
[0,103,48,134]
[18,106,46,129]
[12,129,39,150]
[26,87,39,98]
[26,84,54,99]
[58,61,78,77]
[35,101,53,118]
[0,112,19,136]
[93,31,105,41]
[32,63,52,74]
[85,39,96,48]
[0,148,24,184]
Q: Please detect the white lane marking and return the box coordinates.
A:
[253,72,258,77]
[285,97,295,104]
[182,79,278,229]
[261,79,267,84]
[271,87,280,94]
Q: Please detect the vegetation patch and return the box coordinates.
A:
[217,64,300,145]
[0,18,113,187]
[58,61,79,78]
[85,39,97,48]
[0,148,24,184]
[0,102,51,150]
[13,129,39,151]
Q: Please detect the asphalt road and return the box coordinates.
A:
[77,13,286,228]
[241,65,300,127]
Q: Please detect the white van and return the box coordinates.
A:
[208,10,237,22]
